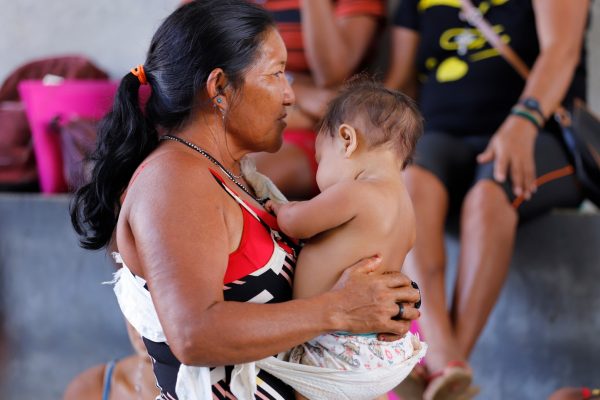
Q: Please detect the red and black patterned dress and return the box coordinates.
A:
[141,170,298,400]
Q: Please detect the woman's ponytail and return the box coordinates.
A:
[70,0,274,250]
[70,73,158,249]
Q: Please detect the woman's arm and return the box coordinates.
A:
[384,27,421,99]
[127,158,419,367]
[477,0,589,198]
[301,0,380,87]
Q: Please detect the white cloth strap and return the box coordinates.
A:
[241,157,289,204]
[110,257,426,399]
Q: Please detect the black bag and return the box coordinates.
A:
[556,99,600,207]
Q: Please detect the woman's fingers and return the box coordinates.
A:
[331,256,382,291]
[523,153,537,197]
[391,283,421,304]
[348,255,382,275]
[396,303,420,321]
[381,319,412,337]
[510,156,524,197]
[380,270,412,288]
[476,144,494,164]
[493,148,509,183]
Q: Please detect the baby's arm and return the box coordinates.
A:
[266,181,359,239]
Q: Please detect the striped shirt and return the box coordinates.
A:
[255,0,385,72]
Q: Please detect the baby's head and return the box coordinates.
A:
[315,77,423,188]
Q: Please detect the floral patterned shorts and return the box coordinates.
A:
[288,332,419,371]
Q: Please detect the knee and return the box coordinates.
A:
[404,166,448,206]
[463,180,517,226]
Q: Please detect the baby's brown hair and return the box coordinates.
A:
[318,76,423,169]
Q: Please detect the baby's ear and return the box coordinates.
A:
[338,124,358,158]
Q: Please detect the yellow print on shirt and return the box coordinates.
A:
[418,0,508,11]
[418,0,512,82]
[433,25,510,82]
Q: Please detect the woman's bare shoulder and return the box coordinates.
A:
[124,148,230,210]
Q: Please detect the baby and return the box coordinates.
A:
[266,79,426,400]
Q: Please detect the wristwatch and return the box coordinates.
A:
[519,97,544,119]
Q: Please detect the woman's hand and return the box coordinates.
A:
[326,256,421,338]
[293,73,337,120]
[477,115,538,199]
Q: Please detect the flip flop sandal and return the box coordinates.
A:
[392,363,428,400]
[455,385,480,400]
[423,361,472,400]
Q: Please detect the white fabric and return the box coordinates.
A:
[108,254,166,343]
[259,340,427,400]
[241,157,288,204]
[111,254,214,400]
[110,254,427,400]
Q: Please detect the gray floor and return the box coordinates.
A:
[0,194,598,399]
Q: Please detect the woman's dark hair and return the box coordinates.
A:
[318,76,423,169]
[71,0,275,249]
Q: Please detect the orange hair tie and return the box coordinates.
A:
[131,64,148,85]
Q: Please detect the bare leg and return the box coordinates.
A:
[452,180,518,357]
[251,143,316,200]
[403,166,464,373]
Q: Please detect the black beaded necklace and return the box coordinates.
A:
[160,134,264,203]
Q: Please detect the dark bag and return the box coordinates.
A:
[0,101,38,190]
[51,116,98,191]
[460,0,600,207]
[556,100,600,206]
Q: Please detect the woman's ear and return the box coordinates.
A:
[338,123,358,158]
[206,68,229,110]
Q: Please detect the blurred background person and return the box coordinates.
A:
[250,0,387,198]
[385,0,589,398]
[63,321,159,400]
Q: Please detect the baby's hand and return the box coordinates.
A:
[265,200,283,215]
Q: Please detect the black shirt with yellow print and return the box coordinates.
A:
[394,0,586,137]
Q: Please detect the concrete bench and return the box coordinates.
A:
[0,194,598,399]
[0,194,131,399]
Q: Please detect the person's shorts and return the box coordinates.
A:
[413,131,583,220]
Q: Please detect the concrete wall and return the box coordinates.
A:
[1,1,600,111]
[0,0,179,83]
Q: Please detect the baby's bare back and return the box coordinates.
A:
[292,180,415,299]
